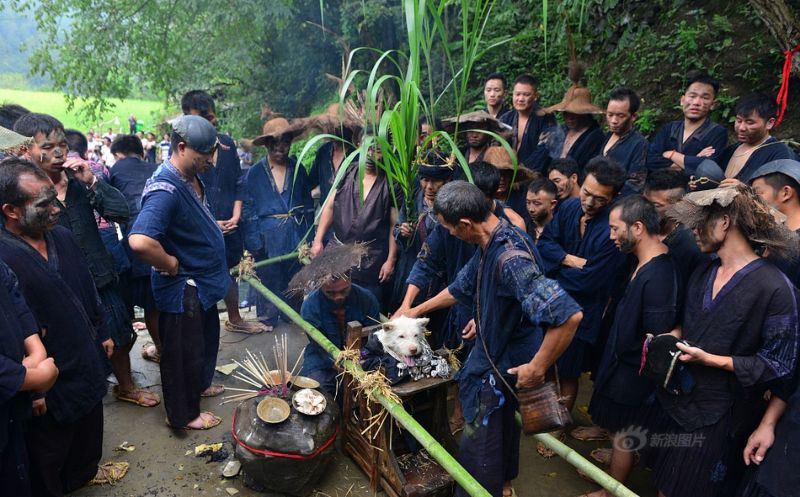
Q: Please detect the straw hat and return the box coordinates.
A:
[0,125,32,152]
[482,145,536,183]
[305,103,362,135]
[544,86,604,115]
[252,117,306,147]
[442,110,511,134]
[287,243,369,295]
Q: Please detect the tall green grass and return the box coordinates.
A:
[0,88,171,133]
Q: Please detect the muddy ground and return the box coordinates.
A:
[71,305,656,497]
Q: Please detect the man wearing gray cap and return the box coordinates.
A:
[129,115,229,430]
[750,159,800,287]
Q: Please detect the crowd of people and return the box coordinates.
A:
[0,66,798,497]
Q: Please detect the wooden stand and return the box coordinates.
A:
[342,321,458,497]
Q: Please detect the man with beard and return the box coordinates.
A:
[12,115,158,409]
[643,169,710,285]
[0,158,125,494]
[718,93,797,186]
[652,186,799,497]
[402,181,582,497]
[646,73,728,173]
[293,245,380,396]
[600,88,648,185]
[548,158,581,203]
[183,91,266,337]
[483,73,510,120]
[244,117,314,329]
[525,177,558,242]
[129,116,230,430]
[584,195,680,497]
[500,74,557,173]
[536,157,628,453]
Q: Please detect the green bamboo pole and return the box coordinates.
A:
[230,251,300,277]
[243,274,639,497]
[515,415,639,497]
[242,276,491,497]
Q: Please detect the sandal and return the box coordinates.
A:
[590,447,612,465]
[571,425,610,441]
[141,342,160,364]
[536,431,566,459]
[90,461,129,485]
[201,384,225,397]
[166,411,222,430]
[112,385,161,407]
[224,319,268,334]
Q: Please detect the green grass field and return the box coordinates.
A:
[0,88,175,134]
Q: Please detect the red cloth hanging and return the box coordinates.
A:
[775,43,800,127]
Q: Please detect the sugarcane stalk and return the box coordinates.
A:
[243,275,639,497]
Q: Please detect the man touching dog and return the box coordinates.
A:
[403,181,582,497]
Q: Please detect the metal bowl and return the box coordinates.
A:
[292,388,326,416]
[291,375,321,390]
[256,397,291,424]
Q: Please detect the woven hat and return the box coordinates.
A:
[482,145,536,183]
[287,243,369,295]
[252,117,306,147]
[0,125,32,152]
[441,110,511,134]
[417,149,453,180]
[544,86,604,115]
[298,103,362,138]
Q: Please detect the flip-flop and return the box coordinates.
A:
[201,384,225,397]
[166,411,222,430]
[112,385,161,407]
[141,342,160,364]
[571,425,610,441]
[90,461,129,485]
[224,320,268,334]
[590,448,612,465]
[536,431,566,458]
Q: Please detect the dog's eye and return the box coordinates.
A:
[399,335,405,339]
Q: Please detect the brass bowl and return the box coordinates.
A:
[256,397,291,424]
[291,375,321,390]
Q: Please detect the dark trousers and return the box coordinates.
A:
[0,418,31,497]
[455,380,520,497]
[159,285,220,427]
[26,401,103,497]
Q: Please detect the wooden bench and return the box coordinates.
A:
[342,321,457,497]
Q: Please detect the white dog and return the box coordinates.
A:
[374,316,429,367]
[364,316,450,382]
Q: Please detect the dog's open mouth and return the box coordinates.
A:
[401,354,421,367]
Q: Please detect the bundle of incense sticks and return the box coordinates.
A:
[221,340,305,405]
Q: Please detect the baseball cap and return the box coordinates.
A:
[170,115,219,153]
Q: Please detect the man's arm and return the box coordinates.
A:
[509,312,582,388]
[128,234,179,276]
[89,176,131,223]
[379,207,398,283]
[311,190,336,257]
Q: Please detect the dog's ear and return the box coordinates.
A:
[382,322,395,332]
[415,318,430,328]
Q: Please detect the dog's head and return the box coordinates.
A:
[375,316,430,367]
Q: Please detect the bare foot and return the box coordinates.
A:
[502,481,514,497]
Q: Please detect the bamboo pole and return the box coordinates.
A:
[230,251,300,276]
[243,274,639,497]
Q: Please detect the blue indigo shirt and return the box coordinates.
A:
[646,118,727,172]
[448,220,581,423]
[130,161,230,313]
[299,284,380,375]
